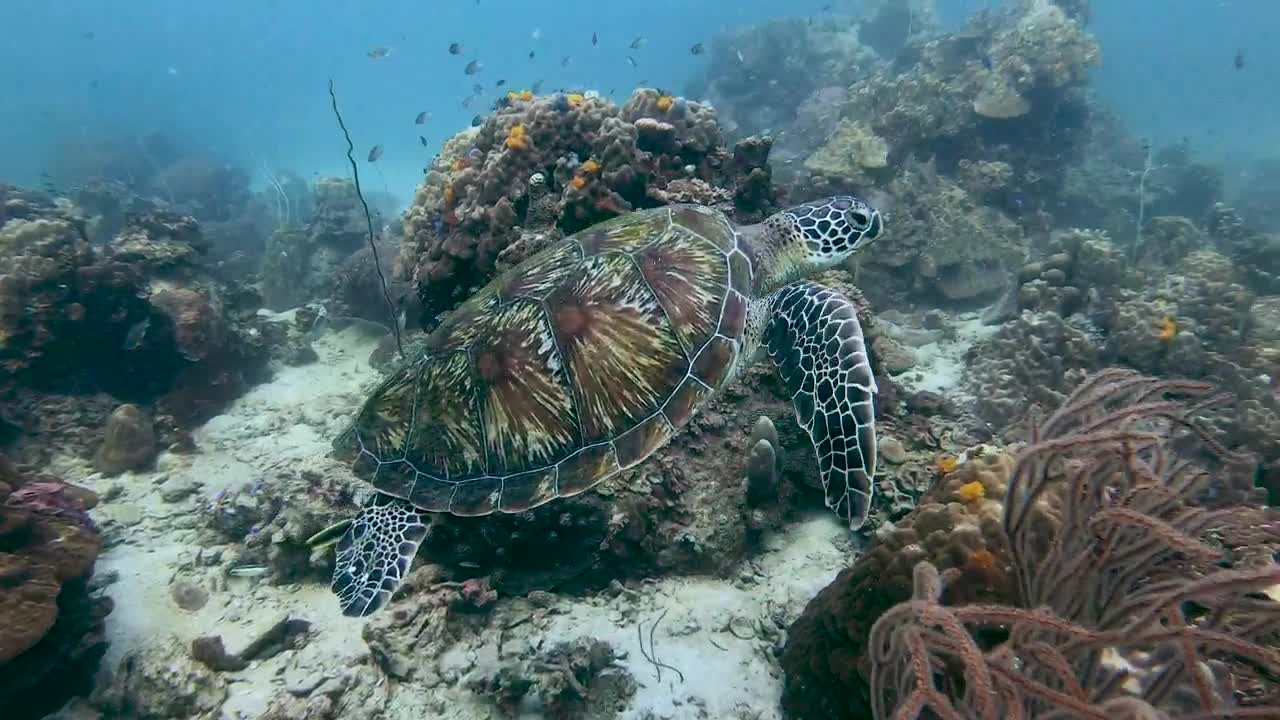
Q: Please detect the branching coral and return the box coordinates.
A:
[868,369,1280,718]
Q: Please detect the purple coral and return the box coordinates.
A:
[5,480,97,531]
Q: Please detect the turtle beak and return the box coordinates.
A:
[862,211,883,245]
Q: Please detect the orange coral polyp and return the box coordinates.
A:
[656,95,675,112]
[505,124,529,150]
[1157,316,1178,341]
[956,480,985,503]
[965,549,995,572]
[935,455,959,476]
[580,159,601,174]
[570,175,587,189]
[567,93,585,108]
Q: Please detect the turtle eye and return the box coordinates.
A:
[848,211,869,228]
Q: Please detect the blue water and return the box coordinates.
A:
[1,0,1276,205]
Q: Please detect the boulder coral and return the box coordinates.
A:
[0,456,112,720]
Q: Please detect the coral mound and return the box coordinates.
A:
[781,369,1280,718]
[0,456,111,720]
[399,88,777,321]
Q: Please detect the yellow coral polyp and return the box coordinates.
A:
[443,186,456,206]
[570,175,587,190]
[505,123,529,150]
[1157,316,1178,342]
[656,94,675,113]
[580,159,601,174]
[518,89,534,101]
[452,158,467,171]
[956,480,985,503]
[935,454,959,476]
[567,93,585,108]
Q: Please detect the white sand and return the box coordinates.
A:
[60,326,855,719]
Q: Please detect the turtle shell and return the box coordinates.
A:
[338,204,757,516]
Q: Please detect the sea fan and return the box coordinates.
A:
[869,368,1280,718]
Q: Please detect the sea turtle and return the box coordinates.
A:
[313,196,884,616]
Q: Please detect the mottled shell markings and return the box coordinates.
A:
[634,225,728,354]
[470,299,578,474]
[406,351,485,478]
[549,252,688,443]
[341,203,755,516]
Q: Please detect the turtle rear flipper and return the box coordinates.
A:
[332,493,428,617]
[765,281,878,529]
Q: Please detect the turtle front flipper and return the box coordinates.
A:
[331,492,428,617]
[765,281,878,529]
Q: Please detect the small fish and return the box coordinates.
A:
[529,50,535,59]
[561,55,571,67]
[472,83,483,95]
[123,318,150,350]
[228,565,269,578]
[448,42,463,55]
[626,55,637,68]
[166,66,180,76]
[415,111,429,124]
[532,78,544,93]
[462,95,476,108]
[1234,50,1245,69]
[629,36,646,50]
[690,43,704,55]
[368,144,383,162]
[419,135,428,146]
[81,31,96,40]
[367,46,391,59]
[495,79,506,87]
[531,28,542,41]
[592,32,598,46]
[465,59,481,75]
[471,114,484,127]
[735,49,745,63]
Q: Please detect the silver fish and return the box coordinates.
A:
[228,565,269,578]
[415,111,429,124]
[465,59,481,75]
[367,144,383,162]
[123,317,149,350]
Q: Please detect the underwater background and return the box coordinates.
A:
[5,1,1278,204]
[3,1,1280,719]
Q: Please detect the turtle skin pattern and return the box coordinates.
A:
[766,281,878,528]
[336,204,755,516]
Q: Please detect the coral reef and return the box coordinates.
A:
[875,160,1027,303]
[0,456,112,720]
[687,16,879,139]
[0,183,294,463]
[399,89,777,321]
[781,370,1280,719]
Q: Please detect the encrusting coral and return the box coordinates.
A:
[781,369,1280,718]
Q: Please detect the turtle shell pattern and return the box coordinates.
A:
[340,204,755,516]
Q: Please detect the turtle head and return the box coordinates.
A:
[757,196,884,291]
